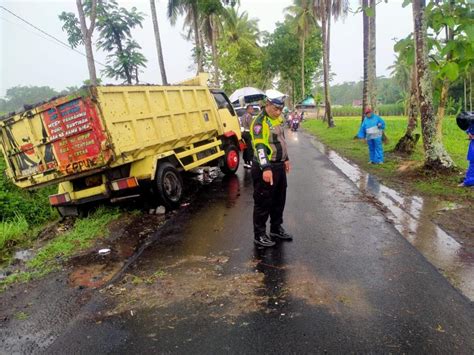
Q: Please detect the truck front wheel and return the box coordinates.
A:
[220,144,240,175]
[155,162,183,209]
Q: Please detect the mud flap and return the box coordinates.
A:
[57,206,79,217]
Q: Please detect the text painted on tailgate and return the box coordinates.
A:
[43,98,111,174]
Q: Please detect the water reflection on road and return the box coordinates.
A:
[312,139,474,301]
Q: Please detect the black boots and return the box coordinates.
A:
[254,226,293,247]
[270,226,293,241]
[254,234,276,247]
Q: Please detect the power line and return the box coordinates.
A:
[0,5,106,67]
[0,15,81,54]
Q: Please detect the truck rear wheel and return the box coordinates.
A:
[155,162,183,209]
[220,144,240,175]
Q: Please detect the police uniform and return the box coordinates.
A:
[241,111,254,166]
[250,107,292,246]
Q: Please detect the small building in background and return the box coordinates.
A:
[296,95,324,118]
[352,99,363,107]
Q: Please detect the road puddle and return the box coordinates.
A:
[69,262,124,289]
[313,139,474,301]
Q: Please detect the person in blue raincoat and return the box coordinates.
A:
[357,107,386,164]
[460,122,474,187]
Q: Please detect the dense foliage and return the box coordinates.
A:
[264,20,322,104]
[59,0,147,84]
[0,157,57,226]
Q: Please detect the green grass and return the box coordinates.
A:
[27,207,120,270]
[0,214,29,251]
[0,207,121,290]
[302,116,471,200]
[0,157,59,262]
[14,311,29,320]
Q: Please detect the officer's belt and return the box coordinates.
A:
[270,161,285,166]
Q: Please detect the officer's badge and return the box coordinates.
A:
[253,124,262,135]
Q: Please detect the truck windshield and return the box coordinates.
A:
[212,92,235,116]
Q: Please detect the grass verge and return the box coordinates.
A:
[302,116,472,201]
[0,207,121,290]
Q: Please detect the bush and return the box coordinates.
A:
[0,213,29,250]
[0,157,58,227]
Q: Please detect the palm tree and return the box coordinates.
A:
[368,0,376,110]
[220,7,259,46]
[361,0,369,120]
[361,0,376,119]
[313,0,349,128]
[150,0,168,85]
[168,0,204,73]
[200,1,232,87]
[412,0,454,170]
[285,0,316,100]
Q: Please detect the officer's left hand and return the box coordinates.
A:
[285,160,291,174]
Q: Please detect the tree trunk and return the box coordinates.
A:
[150,0,168,85]
[76,0,98,85]
[394,66,420,154]
[436,79,449,137]
[470,70,472,111]
[368,0,377,110]
[321,0,334,127]
[326,3,331,62]
[435,23,454,139]
[464,78,467,111]
[191,3,203,73]
[412,0,454,170]
[301,36,305,100]
[361,0,369,121]
[211,16,220,87]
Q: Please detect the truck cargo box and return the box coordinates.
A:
[0,75,242,213]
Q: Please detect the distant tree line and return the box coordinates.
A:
[0,85,79,114]
[329,75,466,115]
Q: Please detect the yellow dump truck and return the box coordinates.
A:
[0,74,242,215]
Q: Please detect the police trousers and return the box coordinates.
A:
[251,162,287,237]
[242,131,253,163]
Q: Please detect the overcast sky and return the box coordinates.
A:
[0,0,413,97]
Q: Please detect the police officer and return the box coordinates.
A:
[241,104,254,168]
[250,93,293,247]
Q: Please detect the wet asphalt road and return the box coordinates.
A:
[45,129,473,353]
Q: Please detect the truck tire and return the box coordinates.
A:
[155,162,183,209]
[220,144,240,175]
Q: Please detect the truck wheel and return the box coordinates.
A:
[155,162,183,209]
[220,144,240,175]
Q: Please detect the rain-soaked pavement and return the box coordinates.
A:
[2,129,474,354]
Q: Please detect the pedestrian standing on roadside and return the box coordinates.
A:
[241,105,254,169]
[460,120,474,187]
[250,93,293,247]
[357,107,386,164]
